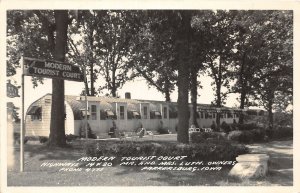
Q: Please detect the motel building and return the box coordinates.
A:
[24,93,265,138]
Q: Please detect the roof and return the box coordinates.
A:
[76,95,141,104]
[65,95,85,120]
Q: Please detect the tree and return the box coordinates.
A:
[7,10,72,147]
[229,10,272,123]
[192,10,237,129]
[92,10,139,97]
[130,10,177,102]
[48,10,69,147]
[67,10,102,96]
[175,11,193,143]
[250,11,293,130]
[7,11,54,86]
[131,10,193,143]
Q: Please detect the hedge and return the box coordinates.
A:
[190,132,226,144]
[227,129,266,144]
[85,141,249,162]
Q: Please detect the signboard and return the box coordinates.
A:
[23,57,84,82]
[7,81,20,98]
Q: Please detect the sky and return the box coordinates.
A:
[7,67,241,111]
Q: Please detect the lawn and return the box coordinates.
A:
[7,134,293,186]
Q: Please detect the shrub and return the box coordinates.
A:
[211,121,217,131]
[190,132,205,143]
[85,141,249,162]
[13,133,28,144]
[190,132,226,144]
[251,129,266,142]
[237,123,260,131]
[157,127,169,134]
[238,130,254,144]
[66,134,79,142]
[39,136,48,143]
[221,121,231,134]
[270,126,293,140]
[228,129,266,143]
[227,130,243,142]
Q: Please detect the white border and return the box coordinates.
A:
[1,1,299,193]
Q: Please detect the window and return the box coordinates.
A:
[100,110,116,120]
[128,111,141,119]
[213,113,216,119]
[143,106,148,119]
[205,113,208,119]
[150,111,162,119]
[91,105,97,120]
[163,107,167,119]
[227,113,233,118]
[200,112,204,119]
[27,106,42,121]
[120,106,125,119]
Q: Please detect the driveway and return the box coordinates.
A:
[246,140,293,186]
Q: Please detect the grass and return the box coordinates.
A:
[7,135,293,186]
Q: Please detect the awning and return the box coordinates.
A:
[132,111,140,116]
[106,110,115,116]
[27,106,41,115]
[80,109,90,116]
[154,111,161,116]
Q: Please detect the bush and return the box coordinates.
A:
[39,136,48,143]
[269,126,293,140]
[221,121,231,134]
[190,132,226,143]
[157,127,169,134]
[66,134,79,142]
[237,123,260,131]
[227,130,243,142]
[227,129,266,144]
[211,121,217,131]
[85,141,249,162]
[13,133,28,144]
[251,129,266,142]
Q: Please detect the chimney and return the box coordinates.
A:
[125,92,131,99]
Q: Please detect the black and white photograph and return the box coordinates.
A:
[1,1,299,193]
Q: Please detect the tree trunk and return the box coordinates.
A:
[111,68,117,97]
[216,82,221,131]
[239,89,246,124]
[84,77,90,96]
[49,10,68,147]
[238,54,246,124]
[267,99,274,130]
[89,33,95,96]
[164,87,171,102]
[216,56,222,131]
[177,11,191,144]
[90,64,94,96]
[190,65,199,127]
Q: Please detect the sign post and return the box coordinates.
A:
[20,56,25,172]
[83,65,88,139]
[20,57,84,172]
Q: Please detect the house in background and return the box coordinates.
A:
[25,93,264,138]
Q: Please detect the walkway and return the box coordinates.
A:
[246,140,293,186]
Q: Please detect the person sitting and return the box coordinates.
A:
[136,124,147,138]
